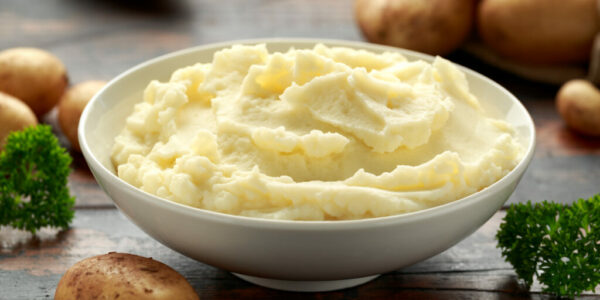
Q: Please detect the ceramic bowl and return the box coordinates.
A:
[79,39,535,292]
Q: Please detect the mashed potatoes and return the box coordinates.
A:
[111,44,523,220]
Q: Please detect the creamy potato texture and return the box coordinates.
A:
[111,44,523,220]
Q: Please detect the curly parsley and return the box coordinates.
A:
[0,125,75,233]
[497,195,600,298]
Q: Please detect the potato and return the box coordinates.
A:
[54,252,199,300]
[0,92,38,150]
[478,0,599,64]
[58,80,107,152]
[0,47,68,117]
[556,79,600,136]
[354,0,476,55]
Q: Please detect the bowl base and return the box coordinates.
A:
[232,273,380,292]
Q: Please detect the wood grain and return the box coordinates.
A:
[2,210,597,299]
[0,210,529,299]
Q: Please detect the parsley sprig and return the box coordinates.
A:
[497,195,600,298]
[0,125,75,234]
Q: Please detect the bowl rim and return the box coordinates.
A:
[79,38,536,230]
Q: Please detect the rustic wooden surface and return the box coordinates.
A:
[4,211,597,300]
[1,0,599,299]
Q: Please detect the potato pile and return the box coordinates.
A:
[0,47,105,151]
[354,0,598,62]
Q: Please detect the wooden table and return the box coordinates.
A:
[1,0,599,299]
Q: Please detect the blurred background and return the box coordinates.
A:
[0,0,362,81]
[2,0,596,83]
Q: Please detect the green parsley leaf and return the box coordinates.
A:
[0,125,75,234]
[497,195,600,298]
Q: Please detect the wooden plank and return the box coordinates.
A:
[1,209,597,299]
[1,209,508,278]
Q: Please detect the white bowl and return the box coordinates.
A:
[79,39,535,292]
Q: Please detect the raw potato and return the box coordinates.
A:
[354,0,475,55]
[0,92,38,150]
[58,80,107,152]
[54,252,200,300]
[0,47,68,117]
[478,0,599,64]
[556,79,600,136]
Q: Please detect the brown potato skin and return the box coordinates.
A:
[478,0,599,64]
[58,80,107,152]
[54,252,200,300]
[355,0,476,55]
[556,79,600,136]
[0,47,68,117]
[0,92,38,150]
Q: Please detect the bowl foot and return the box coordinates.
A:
[232,273,380,292]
